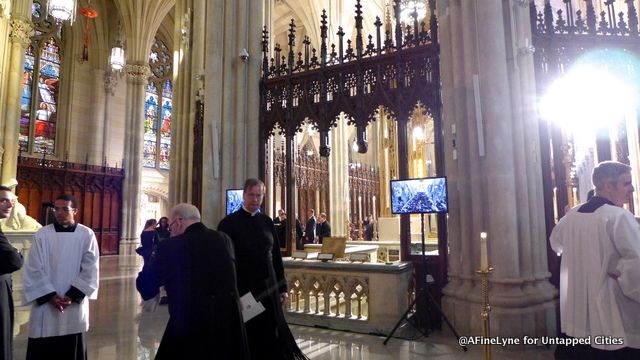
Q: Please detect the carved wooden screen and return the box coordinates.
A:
[259,0,443,262]
[16,156,124,255]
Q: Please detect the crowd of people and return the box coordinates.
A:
[126,179,306,359]
[0,180,313,360]
[11,162,640,359]
[129,179,308,359]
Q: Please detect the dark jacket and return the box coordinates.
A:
[316,221,331,244]
[155,223,249,359]
[0,229,23,360]
[304,216,316,244]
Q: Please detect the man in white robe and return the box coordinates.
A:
[23,194,99,360]
[551,161,640,358]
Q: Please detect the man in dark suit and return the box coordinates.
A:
[0,186,23,360]
[316,213,331,244]
[155,203,248,359]
[273,209,286,247]
[304,209,316,244]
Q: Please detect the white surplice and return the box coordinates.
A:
[22,224,99,338]
[551,204,640,350]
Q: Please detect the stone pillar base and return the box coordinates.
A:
[442,278,558,338]
[119,238,139,255]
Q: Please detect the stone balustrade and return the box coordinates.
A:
[283,259,413,335]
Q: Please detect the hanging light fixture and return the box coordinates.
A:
[109,21,125,71]
[109,41,125,70]
[48,0,77,23]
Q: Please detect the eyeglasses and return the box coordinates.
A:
[54,207,75,213]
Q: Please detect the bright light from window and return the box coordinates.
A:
[400,0,427,25]
[307,124,316,136]
[413,126,424,140]
[540,64,637,136]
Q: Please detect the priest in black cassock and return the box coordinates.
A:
[0,186,23,360]
[218,179,308,360]
[155,203,249,359]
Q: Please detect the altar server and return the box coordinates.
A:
[23,194,99,360]
[551,161,640,358]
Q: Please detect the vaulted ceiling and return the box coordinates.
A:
[271,0,388,53]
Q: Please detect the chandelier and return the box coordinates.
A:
[48,0,77,23]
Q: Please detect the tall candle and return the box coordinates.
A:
[358,196,362,221]
[480,232,488,270]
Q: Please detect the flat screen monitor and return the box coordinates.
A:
[225,189,244,215]
[390,177,448,214]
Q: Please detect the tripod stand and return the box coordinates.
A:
[383,213,467,351]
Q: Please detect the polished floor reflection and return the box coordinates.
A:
[12,256,554,359]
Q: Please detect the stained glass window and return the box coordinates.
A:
[144,37,172,170]
[20,0,63,155]
[143,83,159,167]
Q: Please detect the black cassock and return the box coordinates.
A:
[219,209,308,360]
[155,223,249,359]
[0,229,23,360]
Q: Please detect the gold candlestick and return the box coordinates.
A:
[477,267,493,360]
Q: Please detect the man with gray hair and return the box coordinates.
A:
[155,203,248,359]
[551,161,640,358]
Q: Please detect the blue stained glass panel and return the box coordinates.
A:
[143,140,157,168]
[143,88,158,168]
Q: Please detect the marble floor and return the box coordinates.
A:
[12,256,555,359]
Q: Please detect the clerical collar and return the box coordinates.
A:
[241,206,259,217]
[54,222,78,232]
[578,196,615,213]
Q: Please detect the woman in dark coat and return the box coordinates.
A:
[136,219,159,301]
[156,217,170,242]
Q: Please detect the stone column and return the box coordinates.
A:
[329,115,350,237]
[119,63,150,257]
[102,70,118,163]
[438,0,556,338]
[169,0,197,205]
[265,136,274,214]
[113,0,173,253]
[200,0,264,224]
[1,17,32,187]
[377,109,396,217]
[88,69,107,165]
